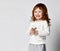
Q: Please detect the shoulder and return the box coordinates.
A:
[42,20,48,26]
[30,21,34,23]
[30,21,35,25]
[42,20,47,23]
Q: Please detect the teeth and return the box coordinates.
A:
[36,16,40,17]
[36,15,40,17]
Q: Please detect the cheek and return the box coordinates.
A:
[39,12,43,16]
[34,13,37,15]
[34,13,37,17]
[39,13,43,16]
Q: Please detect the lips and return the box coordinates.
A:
[36,15,40,17]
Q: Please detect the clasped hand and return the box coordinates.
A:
[30,27,38,35]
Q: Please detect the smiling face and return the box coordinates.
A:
[34,8,43,20]
[31,3,50,26]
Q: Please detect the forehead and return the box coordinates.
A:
[34,7,42,11]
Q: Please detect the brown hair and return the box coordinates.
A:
[31,3,51,26]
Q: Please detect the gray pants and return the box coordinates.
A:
[28,44,46,51]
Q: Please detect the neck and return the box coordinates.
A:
[36,19,42,21]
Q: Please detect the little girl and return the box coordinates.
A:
[27,3,51,51]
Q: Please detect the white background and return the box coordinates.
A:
[0,0,60,51]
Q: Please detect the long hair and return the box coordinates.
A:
[31,3,51,26]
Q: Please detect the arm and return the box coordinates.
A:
[38,21,50,36]
[27,22,35,36]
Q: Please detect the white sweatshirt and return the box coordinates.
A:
[27,20,50,44]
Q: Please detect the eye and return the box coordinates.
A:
[34,11,37,13]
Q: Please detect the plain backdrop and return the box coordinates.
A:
[0,0,60,51]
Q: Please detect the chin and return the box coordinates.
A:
[36,18,41,20]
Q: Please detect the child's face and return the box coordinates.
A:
[34,8,43,20]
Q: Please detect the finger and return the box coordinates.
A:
[35,31,38,34]
[34,27,37,29]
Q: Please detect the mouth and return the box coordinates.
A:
[36,15,40,17]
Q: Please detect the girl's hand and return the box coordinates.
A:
[30,27,38,35]
[34,30,38,35]
[30,28,35,35]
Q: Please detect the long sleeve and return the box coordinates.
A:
[38,21,50,36]
[27,22,35,35]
